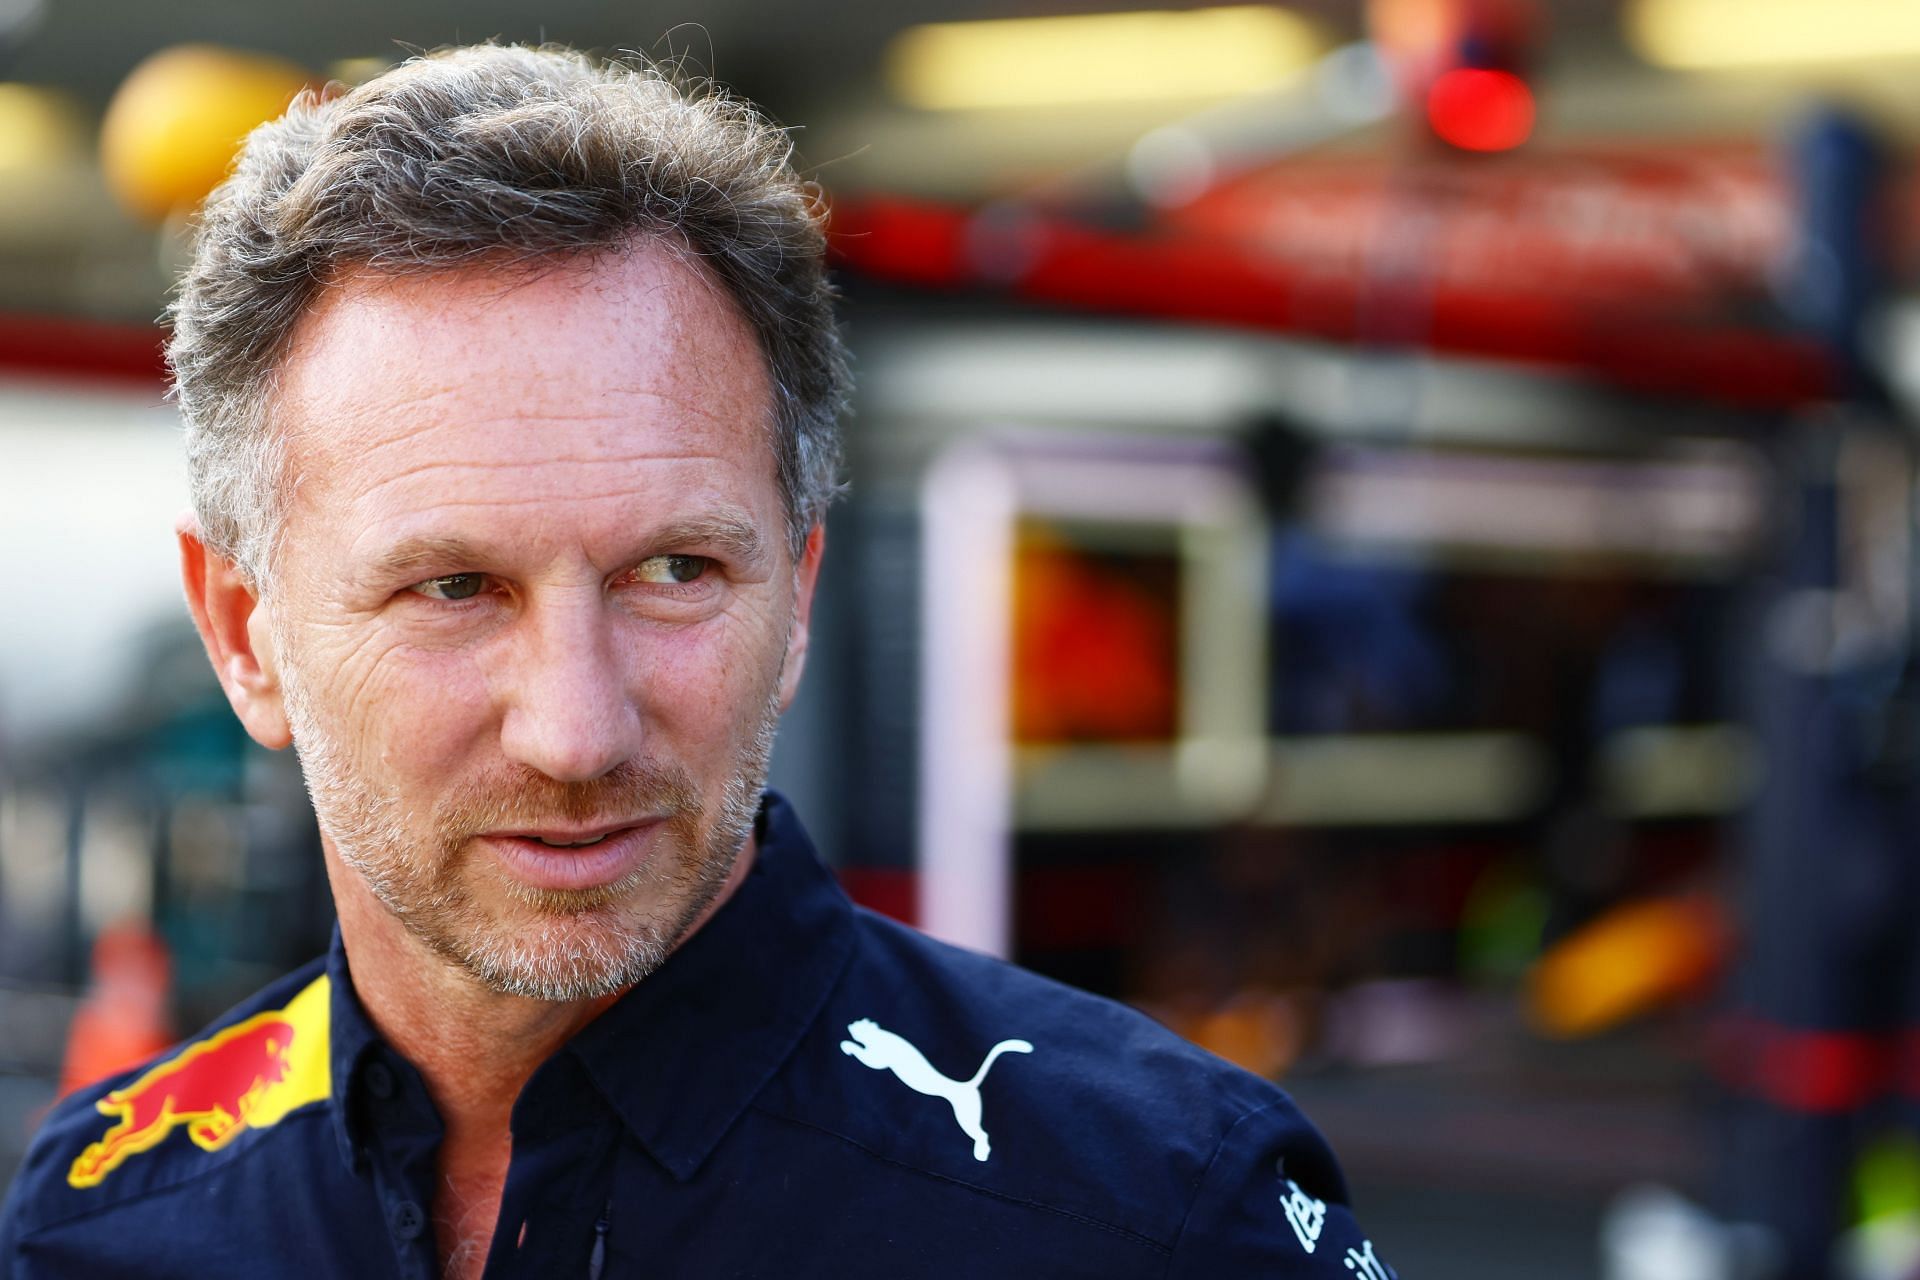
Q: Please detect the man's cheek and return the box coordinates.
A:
[351,645,496,763]
[633,620,783,724]
[300,617,403,699]
[653,619,732,670]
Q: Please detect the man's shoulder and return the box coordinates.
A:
[1,956,334,1243]
[838,904,1280,1115]
[755,905,1347,1254]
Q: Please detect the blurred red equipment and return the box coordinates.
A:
[1426,67,1535,152]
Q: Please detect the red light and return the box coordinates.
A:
[1425,67,1534,152]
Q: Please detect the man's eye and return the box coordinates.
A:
[411,574,487,601]
[631,555,711,585]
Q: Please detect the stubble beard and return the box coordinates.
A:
[278,644,780,1002]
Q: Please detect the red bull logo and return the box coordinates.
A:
[67,975,331,1189]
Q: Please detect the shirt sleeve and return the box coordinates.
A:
[0,1088,99,1280]
[1165,1098,1400,1278]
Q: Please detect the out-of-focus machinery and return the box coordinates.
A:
[813,6,1920,1276]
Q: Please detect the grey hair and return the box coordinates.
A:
[168,43,848,580]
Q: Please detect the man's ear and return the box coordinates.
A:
[178,515,292,750]
[777,524,826,713]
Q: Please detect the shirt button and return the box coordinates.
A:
[390,1199,425,1240]
[365,1062,396,1100]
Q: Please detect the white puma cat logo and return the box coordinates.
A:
[839,1018,1033,1161]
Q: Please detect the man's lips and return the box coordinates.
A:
[485,819,651,849]
[477,819,664,893]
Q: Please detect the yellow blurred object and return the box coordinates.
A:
[1628,0,1920,70]
[885,6,1326,111]
[99,44,311,223]
[1527,894,1728,1039]
[0,84,86,175]
[1186,991,1302,1079]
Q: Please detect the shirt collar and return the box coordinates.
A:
[326,791,855,1182]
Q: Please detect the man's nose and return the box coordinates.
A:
[496,593,642,783]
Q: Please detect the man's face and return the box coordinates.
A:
[250,245,815,1000]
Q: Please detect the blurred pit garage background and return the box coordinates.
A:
[9,2,1920,1275]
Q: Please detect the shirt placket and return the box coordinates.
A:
[355,1051,445,1280]
[481,1050,623,1279]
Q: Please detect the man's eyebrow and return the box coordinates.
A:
[356,515,770,586]
[649,513,769,564]
[362,535,488,585]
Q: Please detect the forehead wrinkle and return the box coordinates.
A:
[371,449,740,470]
[347,387,762,439]
[340,455,744,513]
[299,398,765,478]
[354,450,737,482]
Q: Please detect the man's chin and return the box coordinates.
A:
[427,904,673,1002]
[420,853,741,1001]
[501,876,649,916]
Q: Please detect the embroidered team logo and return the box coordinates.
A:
[67,975,332,1189]
[839,1018,1032,1161]
[1278,1170,1327,1253]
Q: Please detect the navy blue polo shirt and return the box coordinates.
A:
[0,794,1395,1278]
